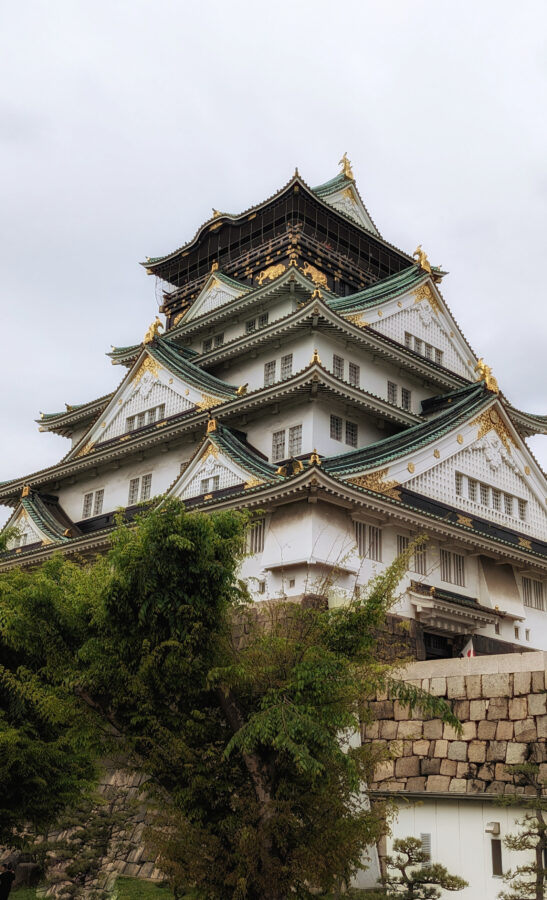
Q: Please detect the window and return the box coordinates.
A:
[414,337,423,354]
[435,348,443,365]
[420,834,432,865]
[523,577,544,610]
[272,430,286,462]
[424,343,433,360]
[414,543,427,575]
[214,333,224,347]
[258,312,269,328]
[480,483,490,507]
[492,488,501,511]
[401,388,412,411]
[345,421,358,447]
[387,381,398,405]
[264,361,276,386]
[468,479,477,502]
[333,354,345,379]
[440,549,465,586]
[455,473,463,496]
[289,578,295,588]
[288,424,302,456]
[258,580,266,594]
[202,337,212,352]
[354,522,382,562]
[330,415,343,441]
[491,839,503,877]
[82,489,104,519]
[405,332,412,349]
[127,404,165,432]
[245,318,256,334]
[128,474,152,505]
[514,626,520,640]
[518,498,527,521]
[348,362,360,388]
[526,629,530,641]
[281,353,293,380]
[397,535,409,556]
[247,519,265,554]
[200,475,219,495]
[504,493,513,516]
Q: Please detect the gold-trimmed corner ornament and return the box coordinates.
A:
[206,418,218,434]
[21,484,30,498]
[470,407,515,454]
[236,384,248,396]
[413,283,440,315]
[407,462,415,474]
[309,448,322,466]
[457,514,473,527]
[474,359,499,393]
[300,262,328,287]
[77,441,95,457]
[347,468,401,500]
[339,152,354,180]
[196,394,223,411]
[202,444,219,461]
[345,313,369,328]
[256,263,286,286]
[143,316,163,345]
[211,261,219,272]
[245,477,265,489]
[133,355,162,385]
[518,537,532,550]
[412,245,432,275]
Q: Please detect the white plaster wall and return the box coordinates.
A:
[245,403,314,462]
[185,294,295,354]
[386,799,533,900]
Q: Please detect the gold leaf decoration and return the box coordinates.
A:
[132,355,161,385]
[348,468,401,500]
[301,262,328,287]
[245,477,264,489]
[345,313,369,328]
[256,263,286,286]
[196,394,224,411]
[518,537,532,550]
[202,445,219,461]
[470,408,515,454]
[77,441,95,457]
[413,283,440,315]
[457,514,473,527]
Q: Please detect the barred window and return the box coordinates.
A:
[414,337,423,354]
[354,522,382,562]
[128,474,152,505]
[468,479,477,501]
[200,475,220,495]
[214,333,224,347]
[518,498,527,521]
[330,415,343,441]
[258,313,269,328]
[247,519,265,554]
[245,318,256,333]
[435,348,443,365]
[440,549,465,586]
[345,421,358,447]
[414,543,427,575]
[127,404,165,432]
[387,381,398,405]
[333,354,345,379]
[281,354,293,380]
[405,332,413,348]
[82,489,103,519]
[424,343,433,360]
[492,488,501,511]
[82,493,93,518]
[202,337,212,352]
[480,483,490,507]
[504,493,513,515]
[264,361,276,386]
[397,535,409,556]
[272,430,286,462]
[128,478,140,505]
[141,474,152,501]
[455,472,463,496]
[93,489,104,516]
[401,388,412,411]
[288,424,302,456]
[523,577,544,610]
[348,362,360,388]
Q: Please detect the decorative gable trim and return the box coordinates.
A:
[181,272,250,324]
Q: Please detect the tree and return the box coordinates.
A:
[0,500,459,899]
[372,837,467,899]
[498,759,547,900]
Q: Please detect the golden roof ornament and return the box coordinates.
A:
[474,358,499,393]
[338,152,354,181]
[412,245,432,275]
[212,209,222,219]
[143,316,163,345]
[309,448,322,466]
[211,261,219,272]
[310,348,321,364]
[236,383,248,396]
[206,418,218,433]
[21,484,30,498]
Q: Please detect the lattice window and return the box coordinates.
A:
[397,535,409,556]
[523,577,544,610]
[203,337,212,352]
[354,522,382,561]
[330,415,343,441]
[288,424,302,456]
[440,549,465,586]
[272,430,286,462]
[247,519,265,554]
[127,403,165,432]
[425,343,433,360]
[258,312,269,328]
[128,475,152,505]
[468,478,477,501]
[264,361,276,386]
[414,543,427,575]
[214,333,224,347]
[504,493,513,516]
[245,318,256,333]
[420,834,432,865]
[414,337,423,354]
[401,388,412,411]
[455,472,463,496]
[348,362,360,387]
[281,354,293,380]
[405,332,412,348]
[333,354,345,379]
[103,381,191,443]
[435,348,443,365]
[82,489,104,519]
[345,421,358,448]
[518,498,527,521]
[387,381,398,405]
[492,488,501,511]
[480,483,490,506]
[200,475,220,495]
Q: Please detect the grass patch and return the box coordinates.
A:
[12,889,38,899]
[115,878,175,898]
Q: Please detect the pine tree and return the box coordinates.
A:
[372,837,467,899]
[498,757,547,900]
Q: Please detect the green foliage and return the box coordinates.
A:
[0,504,458,900]
[114,876,175,898]
[371,837,467,899]
[498,761,547,900]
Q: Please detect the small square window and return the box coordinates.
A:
[387,381,398,405]
[330,415,343,441]
[264,361,276,386]
[272,430,286,462]
[333,355,344,379]
[203,338,212,352]
[289,578,295,588]
[514,626,520,640]
[345,421,358,447]
[281,353,293,380]
[401,388,411,411]
[526,629,530,641]
[348,362,360,388]
[258,312,269,328]
[245,319,256,334]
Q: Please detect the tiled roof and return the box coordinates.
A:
[328,265,426,313]
[147,337,238,399]
[21,493,73,543]
[208,423,282,482]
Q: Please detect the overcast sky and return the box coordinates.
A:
[1,1,546,525]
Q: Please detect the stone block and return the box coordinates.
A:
[403,740,414,756]
[371,700,394,719]
[470,700,487,720]
[423,719,443,740]
[477,720,497,740]
[456,762,470,778]
[461,721,477,741]
[478,764,495,781]
[467,779,486,793]
[487,697,508,720]
[482,673,511,698]
[443,723,461,741]
[440,758,458,776]
[406,776,427,791]
[486,781,505,794]
[398,720,423,739]
[421,679,430,693]
[515,718,538,742]
[486,741,507,762]
[453,700,470,720]
[528,693,547,716]
[374,760,394,781]
[426,775,451,791]
[447,741,468,762]
[389,740,404,758]
[395,756,420,777]
[468,741,486,763]
[430,677,447,697]
[466,675,482,699]
[393,701,409,721]
[509,697,528,720]
[447,676,467,699]
[449,778,468,792]
[413,740,430,756]
[433,740,448,758]
[495,720,514,741]
[532,671,545,692]
[421,758,441,776]
[495,763,513,782]
[537,716,547,739]
[514,671,532,695]
[363,722,380,740]
[506,743,528,765]
[379,719,399,740]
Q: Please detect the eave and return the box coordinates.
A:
[37,392,115,437]
[506,404,547,438]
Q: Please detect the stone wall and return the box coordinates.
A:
[364,651,547,797]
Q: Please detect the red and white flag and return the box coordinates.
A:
[461,637,475,658]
